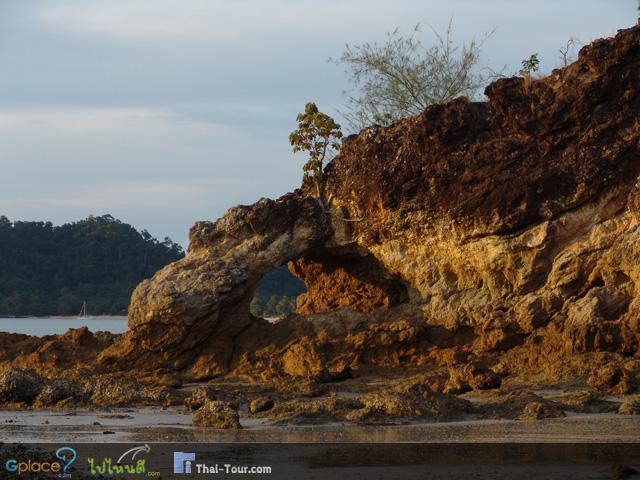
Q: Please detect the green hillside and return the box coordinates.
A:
[0,215,184,316]
[252,265,307,317]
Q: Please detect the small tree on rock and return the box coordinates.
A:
[519,53,540,76]
[519,53,540,91]
[289,102,342,206]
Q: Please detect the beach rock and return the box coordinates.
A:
[84,376,144,406]
[231,305,440,383]
[479,391,565,420]
[346,383,473,424]
[184,386,218,412]
[588,365,635,394]
[448,363,502,392]
[520,401,566,420]
[618,398,640,415]
[271,377,327,397]
[0,368,44,404]
[192,400,241,429]
[0,329,117,381]
[250,397,274,414]
[559,390,619,414]
[268,394,363,424]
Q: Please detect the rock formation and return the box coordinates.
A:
[3,25,640,396]
[99,194,331,378]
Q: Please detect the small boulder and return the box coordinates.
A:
[318,366,354,384]
[184,386,217,412]
[560,390,618,414]
[192,400,241,429]
[250,397,274,414]
[618,398,640,415]
[448,363,502,392]
[520,401,566,420]
[588,365,635,394]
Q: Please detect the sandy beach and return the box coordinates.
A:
[2,406,640,443]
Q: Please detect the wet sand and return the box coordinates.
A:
[2,407,640,443]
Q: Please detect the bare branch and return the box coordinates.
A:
[332,20,494,131]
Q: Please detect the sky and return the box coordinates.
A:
[0,0,636,246]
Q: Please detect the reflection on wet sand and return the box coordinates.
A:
[1,407,640,443]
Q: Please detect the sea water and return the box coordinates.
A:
[0,316,128,336]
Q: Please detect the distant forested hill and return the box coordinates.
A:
[0,215,184,316]
[252,265,306,317]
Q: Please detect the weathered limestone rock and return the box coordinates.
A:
[102,24,640,384]
[290,250,409,314]
[588,365,636,394]
[345,383,474,424]
[99,194,331,379]
[520,401,566,420]
[618,398,640,415]
[2,26,639,393]
[184,386,217,412]
[192,400,241,429]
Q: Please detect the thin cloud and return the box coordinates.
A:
[1,0,635,243]
[3,179,239,210]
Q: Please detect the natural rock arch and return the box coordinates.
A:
[98,193,414,380]
[96,25,640,386]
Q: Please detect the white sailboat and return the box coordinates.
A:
[77,301,93,320]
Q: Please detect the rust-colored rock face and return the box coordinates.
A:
[3,25,639,390]
[325,28,640,238]
[289,250,409,314]
[105,25,640,382]
[98,194,331,378]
